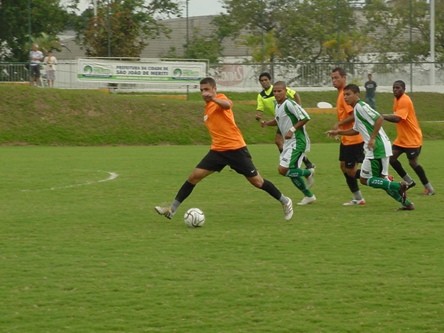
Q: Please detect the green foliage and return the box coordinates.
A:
[0,0,68,61]
[1,144,443,332]
[77,0,180,57]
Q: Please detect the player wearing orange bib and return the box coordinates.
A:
[155,77,294,221]
[383,80,435,195]
[330,67,366,206]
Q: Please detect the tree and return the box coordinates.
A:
[74,0,181,58]
[217,0,365,64]
[0,0,68,61]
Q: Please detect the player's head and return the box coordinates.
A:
[272,81,287,103]
[200,77,216,88]
[259,72,272,90]
[200,77,217,102]
[393,80,406,99]
[331,67,347,90]
[343,84,360,106]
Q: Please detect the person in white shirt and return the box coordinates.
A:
[43,51,57,87]
[29,44,44,86]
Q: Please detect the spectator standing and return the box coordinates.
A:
[364,73,377,110]
[29,44,44,86]
[43,51,57,88]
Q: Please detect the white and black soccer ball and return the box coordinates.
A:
[183,208,205,227]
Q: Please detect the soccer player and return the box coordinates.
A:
[382,80,435,195]
[255,72,315,169]
[260,81,316,205]
[155,77,294,221]
[327,84,414,210]
[330,67,366,206]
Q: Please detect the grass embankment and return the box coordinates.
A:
[1,85,443,145]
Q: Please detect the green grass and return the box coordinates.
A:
[1,143,443,332]
[1,85,444,145]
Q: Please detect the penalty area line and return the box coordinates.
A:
[20,171,119,192]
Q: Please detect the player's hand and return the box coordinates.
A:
[260,120,266,128]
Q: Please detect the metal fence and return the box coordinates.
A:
[1,61,444,93]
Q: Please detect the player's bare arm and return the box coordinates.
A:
[382,114,402,123]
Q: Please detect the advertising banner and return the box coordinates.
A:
[77,59,207,84]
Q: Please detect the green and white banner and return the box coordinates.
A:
[77,59,206,83]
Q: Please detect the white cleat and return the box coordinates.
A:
[342,199,366,206]
[154,206,175,220]
[297,195,317,206]
[282,198,293,221]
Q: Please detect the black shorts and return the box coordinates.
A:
[30,65,40,78]
[196,147,258,177]
[392,145,422,159]
[339,142,364,168]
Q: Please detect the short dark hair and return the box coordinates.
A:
[393,80,406,90]
[332,67,347,77]
[273,81,286,89]
[200,77,216,87]
[344,83,360,94]
[259,72,272,80]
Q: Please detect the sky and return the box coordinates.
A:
[68,0,226,17]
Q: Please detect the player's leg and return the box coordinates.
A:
[279,148,315,205]
[362,158,414,209]
[341,143,365,206]
[155,151,218,219]
[389,145,415,188]
[406,147,435,195]
[229,147,293,220]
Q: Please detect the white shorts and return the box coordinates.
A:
[280,142,305,169]
[360,156,390,179]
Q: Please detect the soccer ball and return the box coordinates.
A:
[184,208,205,227]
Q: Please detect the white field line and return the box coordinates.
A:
[21,171,119,192]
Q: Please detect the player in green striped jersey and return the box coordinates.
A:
[327,84,414,211]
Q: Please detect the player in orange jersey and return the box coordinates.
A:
[330,67,366,206]
[383,80,435,196]
[155,77,294,221]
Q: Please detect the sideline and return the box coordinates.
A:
[20,171,119,192]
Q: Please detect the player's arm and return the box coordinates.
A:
[211,96,233,110]
[255,95,264,120]
[332,113,355,130]
[327,128,359,137]
[382,114,402,123]
[293,92,302,105]
[368,116,383,150]
[260,119,277,127]
[284,119,308,139]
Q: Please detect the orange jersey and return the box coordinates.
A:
[336,89,363,145]
[204,93,246,151]
[392,94,422,147]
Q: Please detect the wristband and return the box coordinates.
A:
[290,126,296,133]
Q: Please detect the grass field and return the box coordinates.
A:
[1,143,443,332]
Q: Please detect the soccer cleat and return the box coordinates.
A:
[282,198,294,221]
[342,199,366,206]
[154,206,175,220]
[305,163,316,170]
[406,180,416,190]
[386,175,394,181]
[399,181,408,204]
[305,168,315,189]
[297,195,317,206]
[423,188,436,196]
[398,203,415,211]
